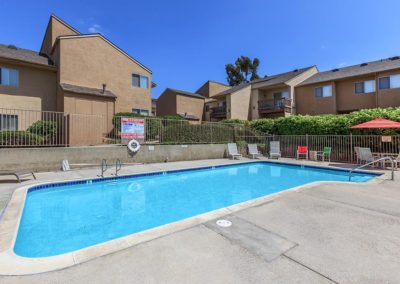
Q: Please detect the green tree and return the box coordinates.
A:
[225,56,260,86]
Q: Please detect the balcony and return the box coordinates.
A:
[210,106,227,119]
[258,98,292,117]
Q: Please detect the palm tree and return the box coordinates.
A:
[225,56,260,86]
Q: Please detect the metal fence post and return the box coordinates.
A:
[350,133,353,163]
[306,134,309,149]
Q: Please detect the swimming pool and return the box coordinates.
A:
[14,162,377,257]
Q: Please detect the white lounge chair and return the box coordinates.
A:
[269,141,281,159]
[0,169,36,183]
[227,143,242,160]
[359,148,378,165]
[248,144,262,159]
[354,147,361,164]
[394,153,400,170]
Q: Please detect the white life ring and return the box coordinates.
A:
[127,139,141,153]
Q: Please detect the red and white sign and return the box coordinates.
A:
[121,118,145,139]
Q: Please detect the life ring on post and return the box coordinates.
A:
[127,139,141,153]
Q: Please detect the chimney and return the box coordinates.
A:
[102,83,106,94]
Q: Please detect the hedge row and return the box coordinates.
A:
[0,121,57,146]
[162,123,235,143]
[249,108,400,135]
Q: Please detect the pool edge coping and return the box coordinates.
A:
[0,159,386,275]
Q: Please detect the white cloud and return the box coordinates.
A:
[88,24,101,33]
[320,44,327,50]
[338,62,347,67]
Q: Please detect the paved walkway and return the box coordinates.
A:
[0,158,399,283]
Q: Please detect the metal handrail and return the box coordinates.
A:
[348,156,395,181]
[115,159,122,176]
[99,159,108,178]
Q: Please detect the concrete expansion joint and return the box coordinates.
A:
[302,192,400,219]
[282,254,339,284]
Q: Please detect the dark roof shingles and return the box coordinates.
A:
[213,66,313,97]
[300,58,400,85]
[60,83,117,99]
[167,88,205,99]
[0,44,53,66]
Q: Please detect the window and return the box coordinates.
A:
[132,108,149,116]
[355,80,375,94]
[205,105,209,112]
[0,114,18,130]
[379,74,400,90]
[390,74,400,88]
[273,91,289,100]
[132,74,149,89]
[0,67,19,87]
[315,85,332,98]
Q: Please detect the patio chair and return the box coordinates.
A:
[248,144,262,159]
[0,169,36,183]
[354,147,361,164]
[316,147,332,162]
[359,148,379,165]
[269,141,281,159]
[394,153,400,170]
[296,146,308,160]
[227,143,242,160]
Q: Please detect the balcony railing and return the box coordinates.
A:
[210,106,227,118]
[258,98,292,115]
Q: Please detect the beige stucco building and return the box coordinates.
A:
[295,57,400,115]
[156,88,205,121]
[204,66,318,121]
[0,15,153,140]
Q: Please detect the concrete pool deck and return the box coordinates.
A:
[0,158,399,283]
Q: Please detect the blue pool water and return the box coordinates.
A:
[14,162,377,257]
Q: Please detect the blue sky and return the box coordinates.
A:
[1,0,400,98]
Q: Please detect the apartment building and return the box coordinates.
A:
[204,66,318,121]
[151,98,157,116]
[295,57,400,115]
[0,15,153,131]
[195,80,231,98]
[156,88,205,121]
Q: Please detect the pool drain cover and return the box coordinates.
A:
[216,219,232,228]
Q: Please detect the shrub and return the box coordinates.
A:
[249,118,275,134]
[161,123,235,144]
[0,131,45,146]
[249,108,400,135]
[27,120,57,137]
[220,118,248,126]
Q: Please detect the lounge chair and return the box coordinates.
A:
[0,169,36,183]
[296,146,308,160]
[269,141,281,159]
[248,144,262,159]
[227,143,242,160]
[394,153,400,170]
[316,147,332,162]
[354,147,361,164]
[359,148,378,165]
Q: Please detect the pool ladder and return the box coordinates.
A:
[348,156,395,181]
[99,159,122,177]
[113,159,122,176]
[99,159,108,178]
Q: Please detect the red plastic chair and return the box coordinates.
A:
[297,146,308,160]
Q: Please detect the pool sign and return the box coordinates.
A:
[121,118,145,139]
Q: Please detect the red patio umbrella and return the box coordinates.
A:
[350,118,400,129]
